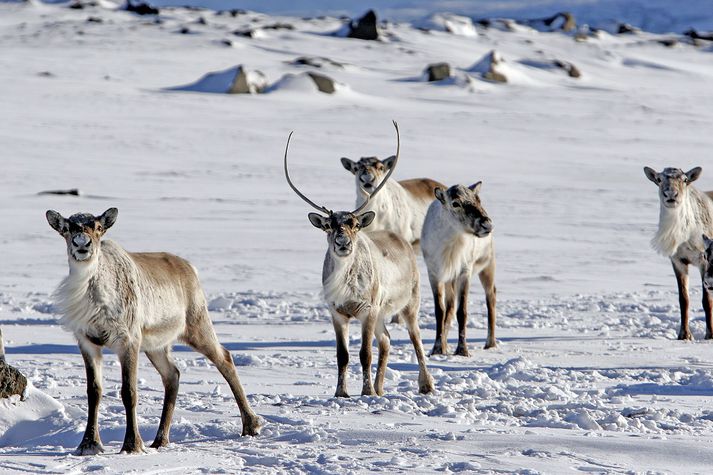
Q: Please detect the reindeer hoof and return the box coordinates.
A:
[429,345,447,356]
[454,345,470,357]
[120,440,145,454]
[334,388,350,398]
[241,417,262,437]
[419,375,435,394]
[74,440,104,456]
[150,438,169,449]
[706,332,713,340]
[484,340,497,350]
[361,387,376,396]
[678,331,693,341]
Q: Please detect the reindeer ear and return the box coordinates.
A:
[382,155,397,170]
[340,158,357,174]
[358,211,376,229]
[46,210,67,234]
[434,187,446,204]
[98,208,118,230]
[469,181,483,194]
[644,167,660,184]
[686,167,702,183]
[704,234,713,250]
[308,213,329,230]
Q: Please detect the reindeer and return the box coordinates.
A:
[703,235,713,295]
[340,156,444,246]
[644,166,713,340]
[421,183,496,356]
[285,121,434,397]
[46,209,260,455]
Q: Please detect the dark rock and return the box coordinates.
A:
[684,29,713,41]
[124,1,159,16]
[233,28,256,38]
[657,38,678,47]
[69,0,97,9]
[476,19,491,28]
[0,361,27,400]
[262,23,294,30]
[86,16,103,23]
[425,62,451,81]
[37,71,54,78]
[617,23,639,34]
[227,66,267,94]
[347,10,379,40]
[553,59,581,78]
[0,329,27,400]
[291,56,344,69]
[306,72,336,93]
[38,188,81,196]
[195,16,207,25]
[530,11,576,32]
[179,26,191,34]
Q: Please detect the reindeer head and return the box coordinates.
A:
[46,208,118,263]
[644,167,702,209]
[308,211,376,257]
[285,121,400,258]
[704,234,713,292]
[435,183,493,237]
[340,156,396,193]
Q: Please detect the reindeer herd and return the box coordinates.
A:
[39,121,713,454]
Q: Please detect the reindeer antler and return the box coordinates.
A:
[353,120,400,214]
[284,120,400,216]
[284,131,332,215]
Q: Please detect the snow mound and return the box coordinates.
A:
[468,50,539,85]
[267,72,346,95]
[169,65,267,94]
[415,13,478,37]
[0,384,78,448]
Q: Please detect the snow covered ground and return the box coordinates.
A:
[2,1,713,473]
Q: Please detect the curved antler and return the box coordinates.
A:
[284,131,332,215]
[353,120,400,214]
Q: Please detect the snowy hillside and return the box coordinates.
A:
[2,1,713,473]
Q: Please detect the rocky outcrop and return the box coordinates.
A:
[346,10,379,40]
[553,60,581,78]
[424,62,451,81]
[306,72,336,93]
[0,328,27,400]
[124,1,159,15]
[470,50,508,83]
[171,65,267,94]
[528,12,576,32]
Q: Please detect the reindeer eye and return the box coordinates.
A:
[452,202,461,208]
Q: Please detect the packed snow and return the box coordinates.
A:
[2,0,713,473]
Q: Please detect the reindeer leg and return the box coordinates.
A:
[359,313,377,396]
[454,273,471,357]
[145,347,180,448]
[429,279,448,356]
[75,339,104,456]
[118,342,145,454]
[703,280,713,340]
[402,291,434,394]
[673,259,692,340]
[184,310,261,436]
[331,310,350,398]
[374,318,390,396]
[479,260,498,349]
